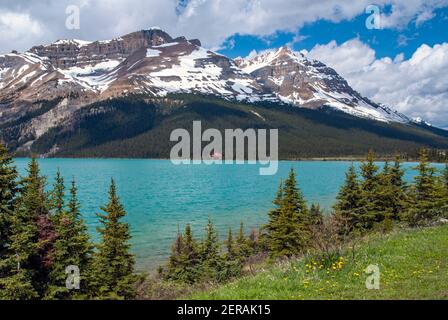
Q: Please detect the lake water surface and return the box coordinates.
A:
[14,159,443,271]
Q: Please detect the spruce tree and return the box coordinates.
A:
[199,217,221,279]
[309,203,323,225]
[225,228,237,260]
[236,222,250,258]
[46,178,92,299]
[374,161,397,231]
[260,180,283,251]
[406,149,444,224]
[388,156,408,220]
[267,169,310,258]
[221,227,242,280]
[0,157,47,299]
[247,228,259,255]
[179,223,200,283]
[91,179,135,299]
[443,163,448,189]
[49,169,65,216]
[0,144,18,278]
[358,150,381,229]
[333,164,362,233]
[166,227,184,281]
[442,163,448,202]
[166,224,201,283]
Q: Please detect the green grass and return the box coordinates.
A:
[191,224,448,300]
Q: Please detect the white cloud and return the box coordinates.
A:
[0,11,47,52]
[380,0,447,29]
[0,0,447,52]
[305,39,376,76]
[306,39,448,126]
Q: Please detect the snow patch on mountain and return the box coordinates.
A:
[53,39,92,47]
[146,48,161,58]
[58,59,122,92]
[412,117,432,126]
[141,46,262,100]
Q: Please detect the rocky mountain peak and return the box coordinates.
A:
[236,47,409,123]
[0,29,412,152]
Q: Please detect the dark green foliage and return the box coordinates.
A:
[199,217,221,280]
[0,144,18,275]
[389,156,409,217]
[355,150,382,230]
[0,152,135,300]
[49,169,65,216]
[166,229,185,281]
[405,149,445,225]
[376,156,408,222]
[0,157,47,299]
[443,163,448,187]
[165,219,249,284]
[442,163,448,199]
[165,224,201,284]
[334,150,444,232]
[225,228,237,260]
[334,153,407,233]
[333,164,362,234]
[236,222,250,258]
[264,169,310,258]
[183,224,200,283]
[219,227,242,280]
[91,179,136,299]
[309,204,324,225]
[260,181,283,250]
[46,178,92,299]
[247,229,260,254]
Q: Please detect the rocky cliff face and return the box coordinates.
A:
[0,28,412,152]
[29,29,174,69]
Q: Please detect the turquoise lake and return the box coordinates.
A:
[13,159,444,271]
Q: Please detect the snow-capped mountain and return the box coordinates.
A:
[0,29,265,116]
[235,47,409,123]
[0,28,418,152]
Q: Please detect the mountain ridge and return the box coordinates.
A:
[0,28,446,156]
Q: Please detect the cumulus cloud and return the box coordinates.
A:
[305,39,376,77]
[380,0,447,28]
[0,0,447,52]
[0,10,47,53]
[306,39,448,126]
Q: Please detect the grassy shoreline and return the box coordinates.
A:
[188,224,448,300]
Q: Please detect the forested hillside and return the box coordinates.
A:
[3,95,448,159]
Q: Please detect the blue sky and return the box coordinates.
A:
[218,6,448,60]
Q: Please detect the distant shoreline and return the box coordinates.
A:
[12,155,442,163]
